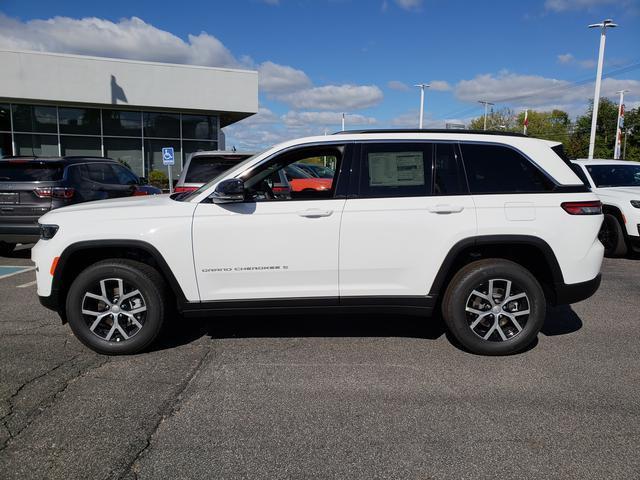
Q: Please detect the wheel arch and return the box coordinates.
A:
[51,240,187,322]
[601,204,627,234]
[429,235,565,306]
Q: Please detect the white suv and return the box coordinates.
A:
[32,130,604,356]
[571,159,640,257]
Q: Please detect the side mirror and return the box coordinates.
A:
[211,178,245,204]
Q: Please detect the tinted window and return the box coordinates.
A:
[0,162,64,181]
[586,164,640,187]
[461,143,553,193]
[60,136,101,157]
[14,134,59,156]
[144,112,180,138]
[359,143,432,198]
[569,163,591,187]
[11,105,57,133]
[434,143,467,195]
[102,110,142,136]
[85,163,119,184]
[185,155,249,183]
[58,107,100,135]
[0,104,11,131]
[112,164,139,185]
[182,115,217,139]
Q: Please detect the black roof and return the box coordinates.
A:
[333,129,529,138]
[0,156,117,164]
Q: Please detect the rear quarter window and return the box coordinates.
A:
[460,143,554,194]
[185,155,249,183]
[0,162,64,181]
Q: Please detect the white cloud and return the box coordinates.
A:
[282,111,376,127]
[262,0,280,4]
[557,53,574,64]
[275,84,384,110]
[545,0,619,11]
[395,0,423,10]
[258,61,312,94]
[0,14,242,68]
[430,80,452,91]
[387,80,410,91]
[557,53,596,69]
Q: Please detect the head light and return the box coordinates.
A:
[40,224,59,240]
[630,200,640,209]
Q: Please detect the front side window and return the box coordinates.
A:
[359,143,432,198]
[241,146,343,202]
[460,143,553,194]
[586,164,640,188]
[185,155,250,183]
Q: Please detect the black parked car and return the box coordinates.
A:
[0,156,161,255]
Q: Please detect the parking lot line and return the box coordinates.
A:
[16,279,37,288]
[0,266,36,280]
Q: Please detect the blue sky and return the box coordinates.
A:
[1,0,639,149]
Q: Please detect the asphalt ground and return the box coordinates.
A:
[0,245,639,480]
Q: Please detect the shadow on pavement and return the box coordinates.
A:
[151,312,447,352]
[541,305,583,336]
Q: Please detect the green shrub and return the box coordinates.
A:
[148,170,169,190]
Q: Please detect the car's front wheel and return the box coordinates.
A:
[442,259,546,356]
[66,259,167,355]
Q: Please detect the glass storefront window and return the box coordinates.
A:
[14,134,59,156]
[144,139,181,178]
[182,115,217,140]
[144,112,180,138]
[59,107,101,135]
[183,140,218,164]
[102,109,142,136]
[0,104,11,131]
[0,132,12,157]
[12,105,58,133]
[104,138,144,177]
[61,136,102,157]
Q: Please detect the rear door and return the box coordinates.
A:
[0,160,64,234]
[338,142,477,298]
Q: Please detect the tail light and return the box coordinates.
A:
[561,201,602,215]
[132,187,149,196]
[174,186,198,193]
[34,187,75,199]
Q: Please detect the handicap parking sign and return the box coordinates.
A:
[162,147,175,166]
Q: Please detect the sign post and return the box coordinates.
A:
[162,147,175,193]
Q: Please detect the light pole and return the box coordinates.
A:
[478,100,494,131]
[414,84,430,129]
[614,89,629,159]
[341,112,348,131]
[587,18,618,159]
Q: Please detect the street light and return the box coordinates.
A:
[478,100,494,131]
[587,18,618,159]
[414,84,430,129]
[341,112,349,131]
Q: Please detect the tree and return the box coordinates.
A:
[468,108,518,131]
[566,98,619,159]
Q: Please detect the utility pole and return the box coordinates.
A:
[588,18,618,159]
[478,100,494,131]
[614,89,629,159]
[414,83,430,129]
[341,112,347,131]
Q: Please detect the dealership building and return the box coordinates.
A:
[0,49,258,177]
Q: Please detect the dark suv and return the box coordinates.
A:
[0,156,160,255]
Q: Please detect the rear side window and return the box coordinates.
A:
[185,155,249,183]
[434,143,467,195]
[359,143,432,198]
[460,143,553,194]
[0,162,64,181]
[85,163,120,184]
[112,164,140,185]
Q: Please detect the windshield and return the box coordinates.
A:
[178,150,267,202]
[0,161,64,181]
[185,155,252,183]
[586,164,640,188]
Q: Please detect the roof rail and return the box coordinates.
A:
[333,128,529,138]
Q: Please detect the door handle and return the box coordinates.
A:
[428,204,464,214]
[297,209,333,218]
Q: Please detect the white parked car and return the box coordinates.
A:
[571,159,640,257]
[32,130,604,356]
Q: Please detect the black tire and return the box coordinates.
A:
[441,259,546,356]
[65,259,167,355]
[0,242,16,256]
[599,213,627,258]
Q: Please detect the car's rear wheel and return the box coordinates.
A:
[442,259,546,356]
[599,213,627,258]
[66,259,167,355]
[0,242,16,256]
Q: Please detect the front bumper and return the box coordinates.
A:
[554,274,602,305]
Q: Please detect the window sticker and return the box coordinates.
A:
[368,152,424,187]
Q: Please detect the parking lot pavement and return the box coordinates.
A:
[0,250,639,480]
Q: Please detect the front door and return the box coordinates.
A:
[192,144,350,302]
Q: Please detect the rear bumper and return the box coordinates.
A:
[554,274,601,305]
[0,223,40,243]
